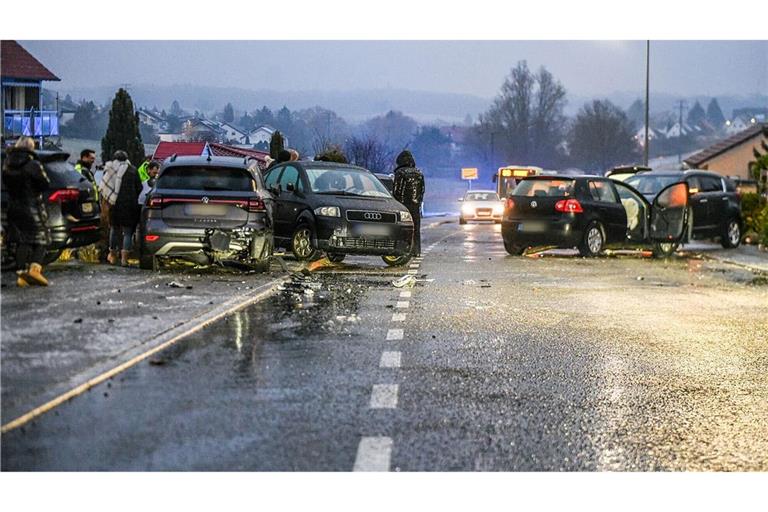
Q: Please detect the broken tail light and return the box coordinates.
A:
[505,198,515,210]
[554,199,583,213]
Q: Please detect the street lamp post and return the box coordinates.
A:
[643,40,650,166]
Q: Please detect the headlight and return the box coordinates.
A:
[400,210,412,222]
[314,206,340,217]
[493,204,504,214]
[462,204,474,215]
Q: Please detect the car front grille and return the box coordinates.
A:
[335,237,396,250]
[346,210,397,223]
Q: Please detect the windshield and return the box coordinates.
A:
[625,175,681,196]
[465,192,500,201]
[512,179,574,197]
[306,167,391,197]
[157,166,256,191]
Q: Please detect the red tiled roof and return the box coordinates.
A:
[152,141,208,161]
[684,123,768,167]
[1,40,60,81]
[209,143,269,162]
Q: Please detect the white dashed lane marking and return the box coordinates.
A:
[379,351,402,368]
[391,313,406,322]
[407,269,418,275]
[399,291,411,298]
[386,328,404,341]
[395,301,409,309]
[370,384,399,408]
[353,437,393,471]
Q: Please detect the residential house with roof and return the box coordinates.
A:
[138,108,167,132]
[181,117,225,142]
[684,123,768,180]
[219,122,248,145]
[247,124,286,149]
[1,40,60,144]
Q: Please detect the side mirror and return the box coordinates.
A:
[286,182,296,193]
[688,187,699,195]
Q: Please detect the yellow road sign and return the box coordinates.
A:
[461,167,478,180]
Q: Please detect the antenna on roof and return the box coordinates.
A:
[170,153,177,162]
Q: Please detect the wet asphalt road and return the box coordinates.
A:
[2,221,768,471]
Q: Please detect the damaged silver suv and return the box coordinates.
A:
[138,155,273,271]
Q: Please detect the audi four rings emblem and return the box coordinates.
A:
[531,200,538,208]
[201,196,210,204]
[363,212,382,220]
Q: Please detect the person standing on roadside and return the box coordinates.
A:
[74,148,97,183]
[2,137,52,287]
[99,150,142,266]
[392,150,425,257]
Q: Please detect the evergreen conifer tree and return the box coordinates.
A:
[706,98,726,129]
[101,88,145,164]
[270,130,285,159]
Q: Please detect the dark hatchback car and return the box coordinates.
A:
[263,162,414,265]
[623,170,742,248]
[138,155,273,271]
[501,175,689,257]
[1,150,100,267]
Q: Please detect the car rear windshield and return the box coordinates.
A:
[465,192,500,201]
[625,175,682,196]
[306,167,391,197]
[512,179,574,197]
[44,160,81,188]
[157,166,256,191]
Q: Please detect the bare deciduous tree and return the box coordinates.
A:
[345,136,394,173]
[568,99,638,172]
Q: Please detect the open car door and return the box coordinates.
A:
[650,181,689,242]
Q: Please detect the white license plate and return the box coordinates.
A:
[518,221,547,233]
[185,204,228,216]
[353,224,390,236]
[81,202,94,214]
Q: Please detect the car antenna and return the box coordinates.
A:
[170,153,177,162]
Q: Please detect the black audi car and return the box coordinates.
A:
[622,170,743,248]
[1,150,100,268]
[501,175,689,257]
[263,162,414,265]
[138,155,273,271]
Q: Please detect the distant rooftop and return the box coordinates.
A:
[684,123,767,168]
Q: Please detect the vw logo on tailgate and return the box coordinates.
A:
[201,196,210,204]
[363,212,382,221]
[530,200,538,208]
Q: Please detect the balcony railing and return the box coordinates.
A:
[3,109,59,138]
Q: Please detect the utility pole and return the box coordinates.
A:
[676,100,687,164]
[490,131,495,169]
[643,40,650,166]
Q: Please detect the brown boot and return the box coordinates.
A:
[120,250,130,267]
[16,269,30,288]
[26,263,49,286]
[107,249,118,265]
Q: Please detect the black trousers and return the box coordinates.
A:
[405,203,422,256]
[16,243,46,269]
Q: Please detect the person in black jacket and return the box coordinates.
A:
[102,150,142,266]
[2,137,52,286]
[392,150,425,257]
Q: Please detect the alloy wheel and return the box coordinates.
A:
[293,227,313,259]
[728,221,740,246]
[587,227,603,254]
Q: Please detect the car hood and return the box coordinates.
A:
[316,195,407,212]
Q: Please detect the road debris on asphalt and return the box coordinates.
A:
[392,275,417,288]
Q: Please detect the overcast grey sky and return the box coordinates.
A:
[22,40,767,99]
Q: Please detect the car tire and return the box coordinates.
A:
[720,218,741,249]
[382,254,412,267]
[459,217,467,225]
[327,253,346,263]
[291,223,318,261]
[494,219,502,224]
[503,238,525,256]
[578,221,605,257]
[652,241,679,258]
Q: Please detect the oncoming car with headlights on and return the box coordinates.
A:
[459,190,504,224]
[263,161,415,266]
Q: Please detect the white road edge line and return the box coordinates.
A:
[370,384,399,409]
[353,437,393,471]
[380,351,402,368]
[386,328,404,341]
